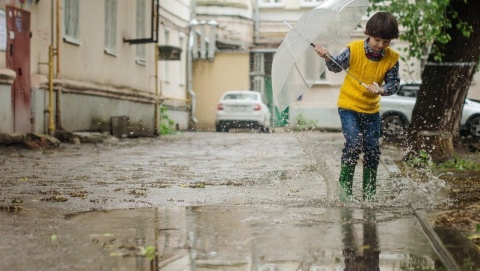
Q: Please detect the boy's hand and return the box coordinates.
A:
[367,82,384,95]
[314,45,330,60]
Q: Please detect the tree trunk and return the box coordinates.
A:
[405,0,480,163]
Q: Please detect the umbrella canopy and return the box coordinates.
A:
[272,0,370,113]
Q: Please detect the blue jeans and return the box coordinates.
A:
[338,108,381,169]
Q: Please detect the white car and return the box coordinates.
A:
[380,83,480,137]
[215,90,271,132]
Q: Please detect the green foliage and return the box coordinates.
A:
[295,114,317,131]
[399,254,436,271]
[436,157,480,171]
[160,106,176,135]
[369,0,473,62]
[405,149,432,168]
[138,246,156,260]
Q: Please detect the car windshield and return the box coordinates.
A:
[223,93,257,101]
[397,85,419,97]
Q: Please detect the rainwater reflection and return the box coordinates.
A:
[68,206,443,270]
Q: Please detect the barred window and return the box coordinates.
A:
[253,53,264,74]
[253,76,264,93]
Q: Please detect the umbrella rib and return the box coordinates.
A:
[293,61,311,91]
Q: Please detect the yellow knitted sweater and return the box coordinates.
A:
[337,40,399,113]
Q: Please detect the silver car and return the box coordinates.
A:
[380,83,480,137]
[215,90,271,132]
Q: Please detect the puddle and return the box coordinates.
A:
[66,206,445,270]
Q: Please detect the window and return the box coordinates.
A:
[253,53,264,75]
[179,34,185,85]
[163,29,170,82]
[253,76,264,93]
[64,0,80,43]
[301,0,324,7]
[136,0,146,64]
[104,0,118,55]
[259,0,283,7]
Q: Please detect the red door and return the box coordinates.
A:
[6,6,31,133]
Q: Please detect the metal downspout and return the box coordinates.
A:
[187,33,197,125]
[56,0,60,76]
[188,0,198,125]
[48,0,56,135]
[154,45,159,135]
[55,0,62,131]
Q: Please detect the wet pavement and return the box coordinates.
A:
[0,131,458,270]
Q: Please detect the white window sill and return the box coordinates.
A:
[63,36,81,46]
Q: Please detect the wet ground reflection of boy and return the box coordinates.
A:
[341,208,380,271]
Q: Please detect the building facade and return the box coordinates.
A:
[0,0,189,137]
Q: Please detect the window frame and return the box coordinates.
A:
[104,0,118,56]
[258,0,284,8]
[135,0,147,65]
[63,0,81,45]
[300,0,324,7]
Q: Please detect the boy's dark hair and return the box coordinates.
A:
[364,12,399,39]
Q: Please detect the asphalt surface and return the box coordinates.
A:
[0,131,455,270]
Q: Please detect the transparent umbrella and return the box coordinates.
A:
[272,0,370,113]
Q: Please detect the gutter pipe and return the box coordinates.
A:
[187,19,198,124]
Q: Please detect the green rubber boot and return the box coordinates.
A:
[363,167,377,201]
[339,164,355,202]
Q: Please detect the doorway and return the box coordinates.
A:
[6,6,31,133]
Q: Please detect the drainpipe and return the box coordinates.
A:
[55,0,62,131]
[154,45,159,135]
[187,19,198,125]
[47,0,56,136]
[56,0,60,76]
[48,45,55,135]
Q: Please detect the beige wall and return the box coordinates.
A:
[0,1,156,94]
[192,52,250,130]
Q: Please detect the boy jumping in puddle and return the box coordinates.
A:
[315,12,400,201]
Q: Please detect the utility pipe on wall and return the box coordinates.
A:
[47,0,56,135]
[56,0,60,76]
[154,45,159,135]
[48,44,54,135]
[187,19,198,125]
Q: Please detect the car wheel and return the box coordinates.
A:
[216,124,229,132]
[468,115,480,138]
[381,114,406,136]
[258,126,269,133]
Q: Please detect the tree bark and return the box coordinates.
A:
[405,0,480,163]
